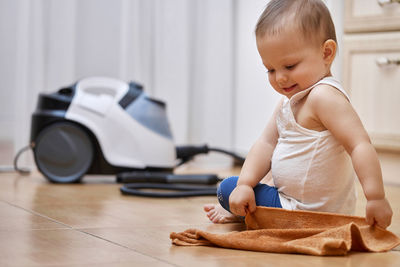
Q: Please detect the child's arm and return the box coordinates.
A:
[229,98,283,216]
[310,85,393,228]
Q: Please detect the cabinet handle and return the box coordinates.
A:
[376,57,400,66]
[378,0,400,6]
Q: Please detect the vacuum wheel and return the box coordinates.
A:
[34,121,94,183]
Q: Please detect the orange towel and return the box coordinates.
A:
[170,207,400,256]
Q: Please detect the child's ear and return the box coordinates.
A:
[322,39,336,64]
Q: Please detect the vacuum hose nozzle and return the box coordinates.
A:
[176,144,209,160]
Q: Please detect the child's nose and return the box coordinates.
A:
[276,71,288,86]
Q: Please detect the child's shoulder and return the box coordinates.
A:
[307,83,349,107]
[305,83,352,119]
[304,83,354,131]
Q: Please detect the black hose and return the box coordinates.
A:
[208,147,245,165]
[175,144,245,166]
[120,183,217,197]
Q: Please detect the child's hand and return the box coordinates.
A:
[229,184,256,216]
[366,198,393,229]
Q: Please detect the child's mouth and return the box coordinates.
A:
[283,84,297,93]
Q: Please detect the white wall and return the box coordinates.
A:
[0,0,18,141]
[0,0,344,167]
[234,0,281,153]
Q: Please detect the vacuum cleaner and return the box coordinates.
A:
[29,77,244,197]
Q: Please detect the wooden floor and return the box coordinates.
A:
[0,152,400,266]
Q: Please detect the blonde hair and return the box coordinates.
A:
[255,0,337,46]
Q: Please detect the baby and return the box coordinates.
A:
[204,0,393,228]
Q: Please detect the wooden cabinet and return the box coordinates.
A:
[344,0,400,32]
[344,0,400,150]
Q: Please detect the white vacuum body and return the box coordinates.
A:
[30,77,176,183]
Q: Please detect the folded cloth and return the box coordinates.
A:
[170,207,400,256]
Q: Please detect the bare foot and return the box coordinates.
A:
[203,203,243,224]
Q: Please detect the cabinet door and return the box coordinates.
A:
[343,32,400,150]
[345,0,400,32]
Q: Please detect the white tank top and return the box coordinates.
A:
[271,76,357,215]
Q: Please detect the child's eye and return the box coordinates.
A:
[267,69,275,74]
[285,64,297,70]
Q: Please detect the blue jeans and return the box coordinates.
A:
[217,176,282,212]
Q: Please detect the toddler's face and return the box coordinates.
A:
[257,28,332,98]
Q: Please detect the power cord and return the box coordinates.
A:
[0,144,32,175]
